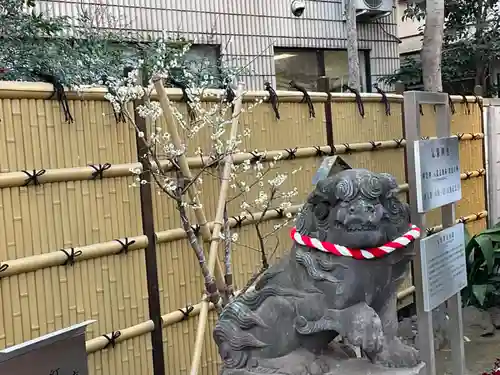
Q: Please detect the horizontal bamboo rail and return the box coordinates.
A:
[0,171,486,278]
[0,163,142,188]
[158,133,483,171]
[85,208,488,354]
[0,81,484,104]
[0,135,484,188]
[0,236,148,277]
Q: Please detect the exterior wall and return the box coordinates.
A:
[485,100,500,226]
[396,0,423,55]
[37,0,400,90]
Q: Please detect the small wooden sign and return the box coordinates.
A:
[0,320,94,375]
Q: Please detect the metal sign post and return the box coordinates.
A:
[403,91,466,375]
[0,320,94,375]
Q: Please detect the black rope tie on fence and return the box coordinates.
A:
[21,169,46,186]
[33,71,74,123]
[60,247,82,266]
[289,80,315,118]
[114,238,136,255]
[448,94,456,115]
[460,94,471,114]
[103,331,121,349]
[420,136,430,140]
[224,84,236,114]
[206,154,220,169]
[343,143,353,154]
[458,216,467,224]
[457,133,465,140]
[49,369,60,375]
[112,104,126,124]
[471,133,480,140]
[101,73,126,124]
[393,138,405,147]
[475,212,482,220]
[89,163,112,180]
[275,208,285,218]
[419,104,424,116]
[313,145,335,157]
[284,147,298,160]
[369,141,382,150]
[264,82,280,120]
[191,224,201,236]
[374,84,390,116]
[178,305,194,321]
[464,172,473,179]
[232,215,246,228]
[473,93,483,112]
[478,168,486,176]
[314,146,326,157]
[0,263,8,274]
[249,151,264,164]
[426,227,436,235]
[170,77,196,121]
[342,85,365,118]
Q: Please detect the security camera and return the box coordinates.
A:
[291,0,306,17]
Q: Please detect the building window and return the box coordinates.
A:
[183,44,220,87]
[324,50,367,92]
[274,50,319,91]
[109,42,221,87]
[274,47,370,92]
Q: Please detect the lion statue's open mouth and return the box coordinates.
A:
[295,169,412,249]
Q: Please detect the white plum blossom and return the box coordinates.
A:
[102,31,302,305]
[137,101,163,121]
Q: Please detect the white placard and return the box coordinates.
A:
[420,223,467,312]
[414,136,462,213]
[0,321,94,375]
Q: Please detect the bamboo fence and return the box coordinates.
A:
[0,82,487,375]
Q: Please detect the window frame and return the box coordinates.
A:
[273,47,372,93]
[109,41,222,87]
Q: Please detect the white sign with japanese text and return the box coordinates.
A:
[0,321,94,375]
[420,223,467,312]
[414,136,461,213]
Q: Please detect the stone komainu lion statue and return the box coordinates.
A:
[213,169,422,375]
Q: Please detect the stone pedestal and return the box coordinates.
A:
[325,359,425,375]
[220,349,425,375]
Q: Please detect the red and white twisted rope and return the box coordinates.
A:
[290,225,421,260]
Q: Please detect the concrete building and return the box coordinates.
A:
[396,0,423,59]
[37,0,402,91]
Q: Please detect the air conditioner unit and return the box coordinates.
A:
[343,0,394,20]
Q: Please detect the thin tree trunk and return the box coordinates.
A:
[345,0,360,90]
[421,0,445,91]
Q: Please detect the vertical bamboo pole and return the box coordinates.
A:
[189,84,245,375]
[151,78,245,374]
[151,77,229,294]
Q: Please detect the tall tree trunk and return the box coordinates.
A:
[345,0,360,90]
[421,0,448,352]
[420,0,445,91]
[474,2,487,89]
